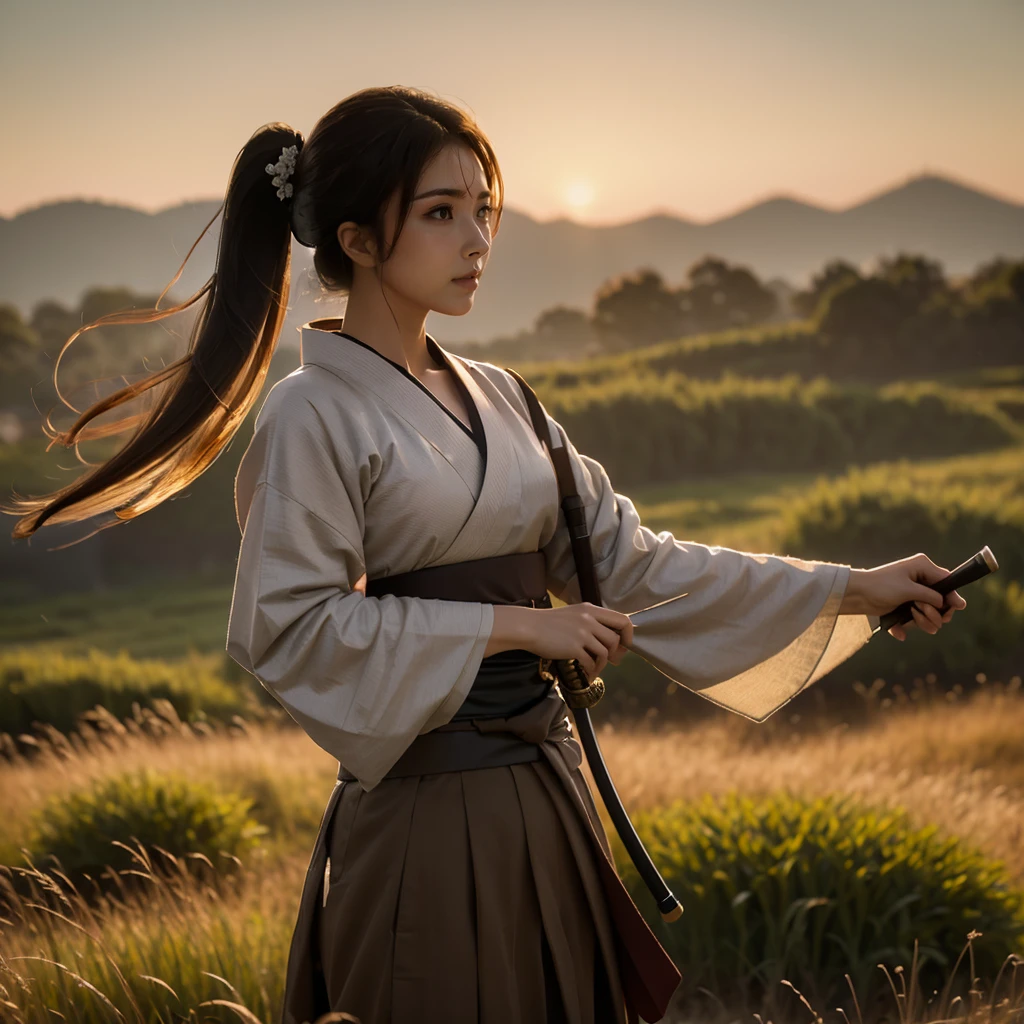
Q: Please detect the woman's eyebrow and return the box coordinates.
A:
[414,187,492,200]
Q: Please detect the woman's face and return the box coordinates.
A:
[354,143,496,317]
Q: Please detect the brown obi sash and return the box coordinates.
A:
[364,549,548,604]
[337,550,560,783]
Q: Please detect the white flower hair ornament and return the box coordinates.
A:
[265,144,298,201]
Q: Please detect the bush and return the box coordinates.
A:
[775,465,1024,684]
[777,462,1024,579]
[613,792,1024,1014]
[537,372,1018,488]
[26,768,267,886]
[0,645,261,736]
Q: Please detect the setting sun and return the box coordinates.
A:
[565,180,596,210]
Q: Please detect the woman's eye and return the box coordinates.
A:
[428,204,494,221]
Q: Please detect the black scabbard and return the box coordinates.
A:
[506,367,683,922]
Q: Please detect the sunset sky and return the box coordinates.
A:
[2,0,1021,225]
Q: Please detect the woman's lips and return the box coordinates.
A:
[452,276,479,289]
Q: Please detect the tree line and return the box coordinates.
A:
[2,253,1021,422]
[449,253,1024,373]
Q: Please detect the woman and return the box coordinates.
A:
[6,86,965,1024]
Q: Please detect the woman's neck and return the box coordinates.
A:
[309,318,445,372]
[309,317,441,374]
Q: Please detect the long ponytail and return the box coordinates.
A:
[3,122,302,542]
[5,86,505,546]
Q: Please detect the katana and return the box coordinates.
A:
[508,365,1002,925]
[507,368,685,923]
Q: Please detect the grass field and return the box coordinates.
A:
[3,681,1023,1023]
[2,370,1022,1023]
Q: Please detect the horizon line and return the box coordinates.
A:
[4,167,1022,228]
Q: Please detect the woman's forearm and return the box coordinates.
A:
[483,604,536,657]
[487,565,873,659]
[840,567,870,615]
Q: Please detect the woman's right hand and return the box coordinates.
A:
[529,602,633,681]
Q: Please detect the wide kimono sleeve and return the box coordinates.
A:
[534,402,880,722]
[225,387,494,792]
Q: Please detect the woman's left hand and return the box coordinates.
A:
[846,553,967,641]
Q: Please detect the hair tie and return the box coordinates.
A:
[265,144,298,201]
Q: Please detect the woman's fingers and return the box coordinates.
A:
[935,589,964,624]
[624,620,634,647]
[889,594,964,639]
[594,605,634,647]
[590,606,633,665]
[594,622,625,660]
[582,637,609,677]
[911,603,939,634]
[912,583,945,609]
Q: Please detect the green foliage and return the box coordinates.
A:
[0,645,262,735]
[593,267,689,351]
[778,461,1024,578]
[776,463,1024,681]
[0,579,238,656]
[681,255,778,334]
[0,303,42,408]
[27,768,267,883]
[614,792,1024,1010]
[521,320,823,387]
[539,371,1018,488]
[517,249,1023,381]
[0,326,299,594]
[818,277,910,350]
[792,259,862,320]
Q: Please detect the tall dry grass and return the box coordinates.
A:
[2,678,1024,1022]
[4,678,1024,882]
[0,701,336,868]
[596,675,1024,883]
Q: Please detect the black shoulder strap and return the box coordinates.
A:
[503,366,549,444]
[504,366,602,607]
[504,367,577,504]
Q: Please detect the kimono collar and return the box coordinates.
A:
[299,319,449,378]
[297,319,522,561]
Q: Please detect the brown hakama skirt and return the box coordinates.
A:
[279,691,681,1024]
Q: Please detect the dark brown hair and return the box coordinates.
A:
[4,85,504,542]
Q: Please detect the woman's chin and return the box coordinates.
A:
[433,294,476,316]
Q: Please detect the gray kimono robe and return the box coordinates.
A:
[226,320,878,793]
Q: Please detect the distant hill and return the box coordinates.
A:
[1,173,1021,346]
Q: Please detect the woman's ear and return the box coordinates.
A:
[337,221,378,268]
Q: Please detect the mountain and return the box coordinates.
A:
[1,173,1021,346]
